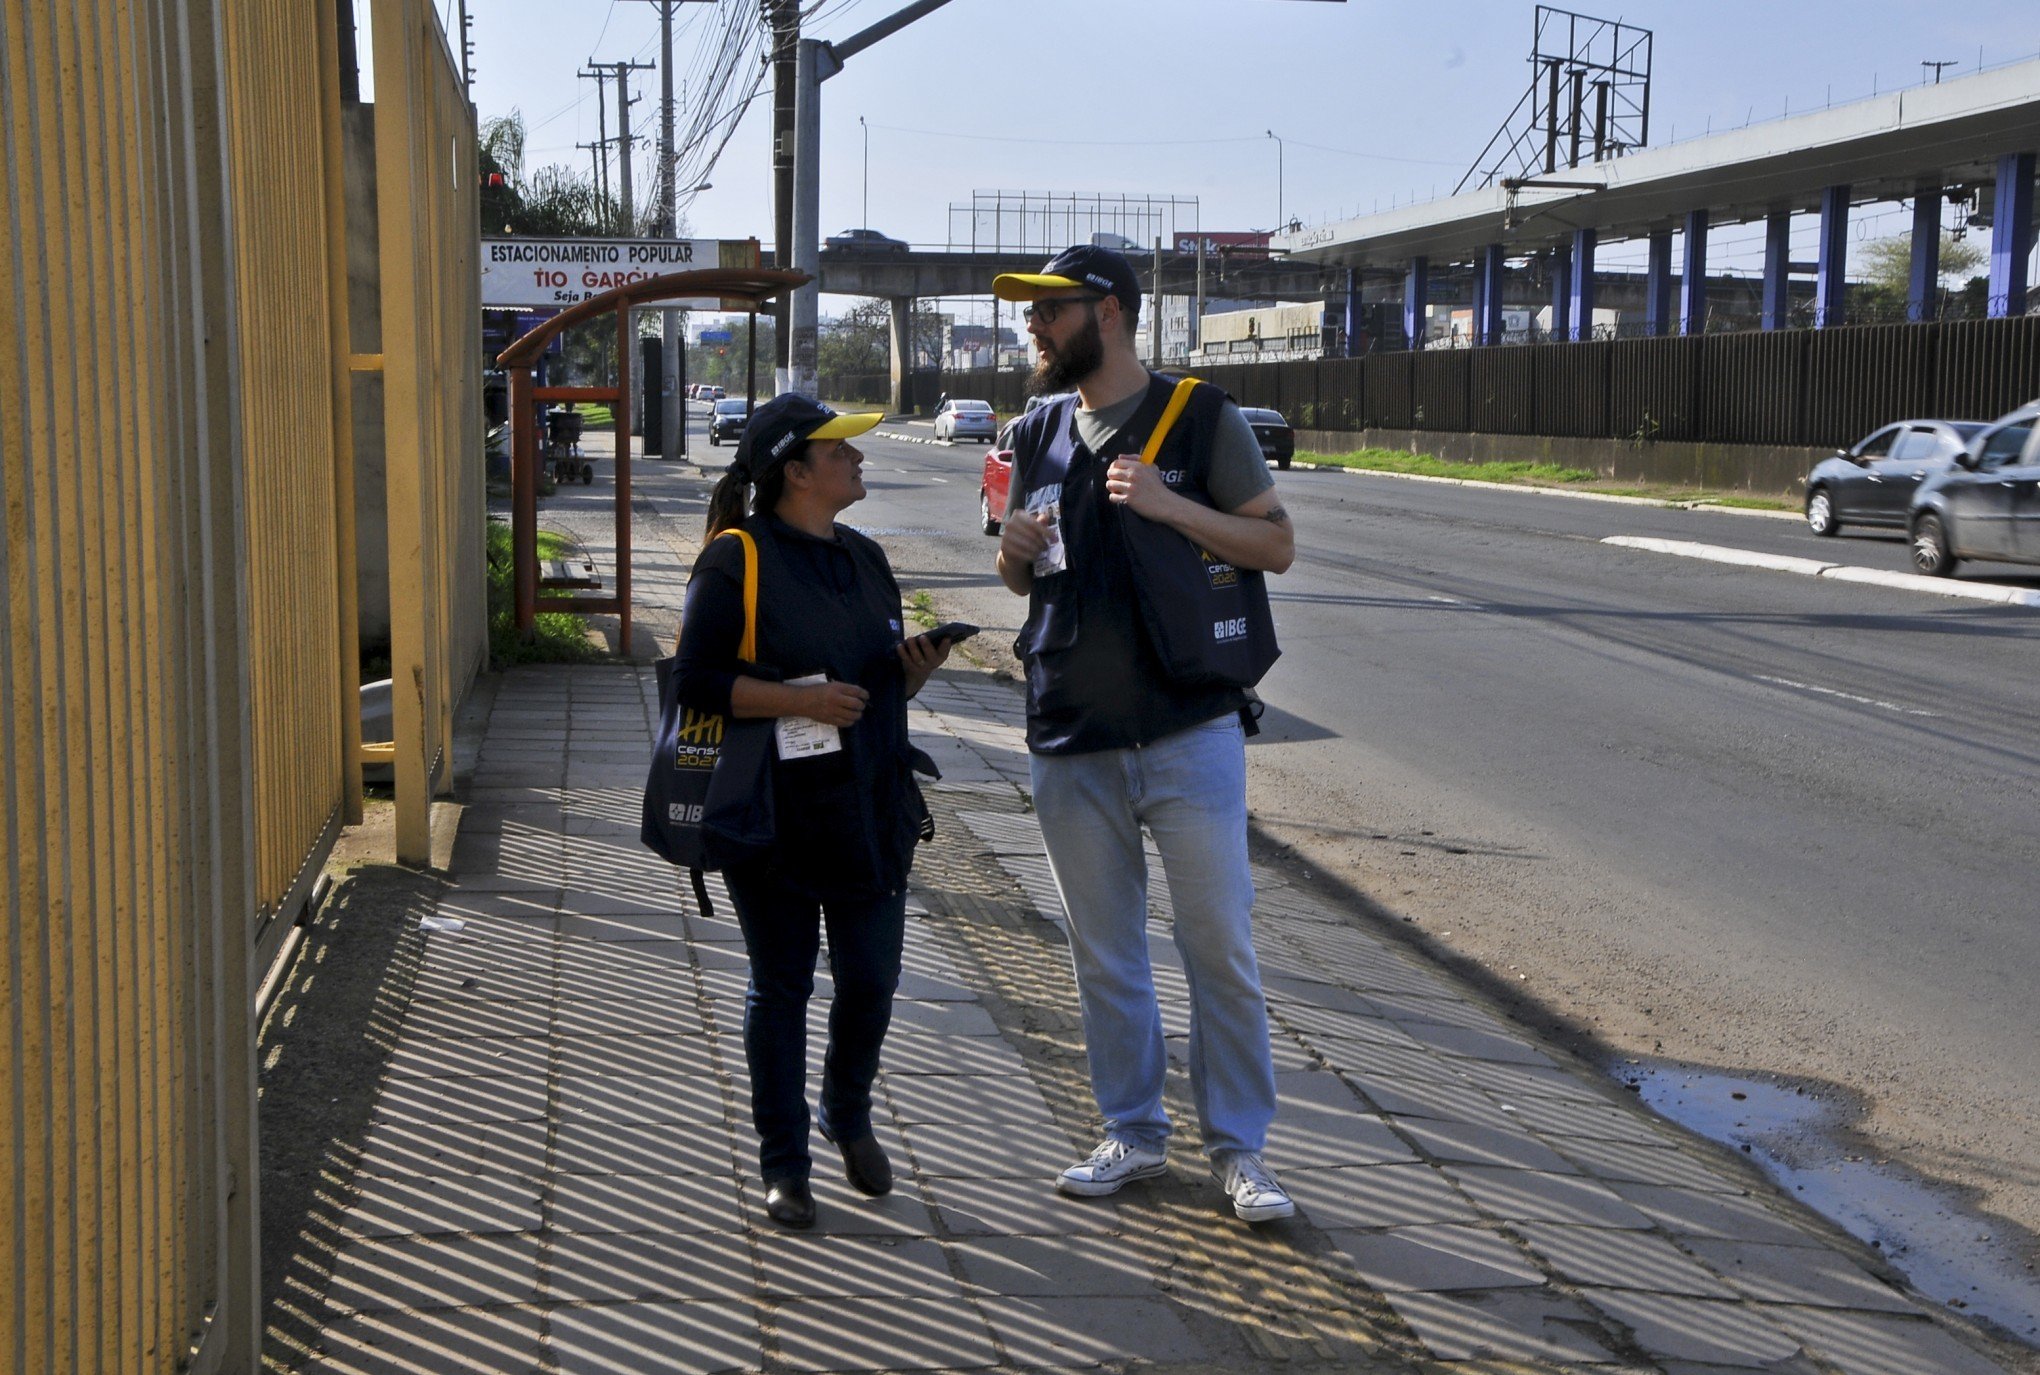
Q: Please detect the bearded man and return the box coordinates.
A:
[990,245,1299,1223]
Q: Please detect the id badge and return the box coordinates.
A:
[776,674,844,760]
[1031,497,1067,578]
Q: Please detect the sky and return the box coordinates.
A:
[386,0,2040,319]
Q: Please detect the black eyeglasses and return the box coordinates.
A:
[1022,295,1102,326]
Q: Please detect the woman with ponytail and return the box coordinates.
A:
[674,393,952,1229]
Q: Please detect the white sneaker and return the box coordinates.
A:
[1057,1138,1168,1197]
[1211,1150,1295,1222]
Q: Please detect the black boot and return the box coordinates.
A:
[832,1133,893,1197]
[763,1177,816,1229]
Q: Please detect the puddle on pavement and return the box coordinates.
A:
[1618,1059,2039,1345]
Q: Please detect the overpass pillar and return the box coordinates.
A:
[1680,210,1709,336]
[1403,256,1429,349]
[1761,210,1792,330]
[1816,185,1850,327]
[1474,244,1505,346]
[1569,228,1596,341]
[888,295,914,416]
[1908,189,1942,321]
[1989,152,2034,317]
[1646,230,1673,336]
[1549,245,1571,341]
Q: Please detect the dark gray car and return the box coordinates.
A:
[1803,419,1985,536]
[1909,400,2040,575]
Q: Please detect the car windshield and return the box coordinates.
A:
[714,400,746,414]
[1949,422,1988,440]
[952,400,992,413]
[1241,408,1286,424]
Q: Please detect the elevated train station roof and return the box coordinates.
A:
[1275,58,2040,269]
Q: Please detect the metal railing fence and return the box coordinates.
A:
[942,315,2040,452]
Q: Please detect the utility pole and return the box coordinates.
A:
[578,65,615,218]
[790,0,957,397]
[456,0,475,92]
[659,0,683,458]
[770,0,801,390]
[1923,60,1958,84]
[610,60,653,228]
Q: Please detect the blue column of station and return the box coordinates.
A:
[1681,210,1709,335]
[1761,210,1791,330]
[1909,189,1941,322]
[1816,185,1849,327]
[1475,244,1506,345]
[1569,228,1596,341]
[1404,256,1428,349]
[1345,267,1364,357]
[1645,230,1673,336]
[1549,245,1571,341]
[1989,151,2034,317]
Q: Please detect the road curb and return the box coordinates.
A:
[1602,535,2040,608]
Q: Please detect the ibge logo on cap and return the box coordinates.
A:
[1084,272,1113,291]
[771,431,799,457]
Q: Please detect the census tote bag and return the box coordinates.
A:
[641,529,779,908]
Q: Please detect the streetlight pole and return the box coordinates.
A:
[1266,129,1284,230]
[859,115,869,229]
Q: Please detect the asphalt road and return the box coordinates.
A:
[764,422,2040,1264]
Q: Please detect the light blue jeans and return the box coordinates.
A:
[1030,713,1277,1158]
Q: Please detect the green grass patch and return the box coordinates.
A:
[486,519,607,667]
[573,403,614,428]
[904,589,938,631]
[1303,447,1596,485]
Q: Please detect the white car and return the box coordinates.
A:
[934,398,997,443]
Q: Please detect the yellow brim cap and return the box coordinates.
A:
[992,272,1086,302]
[807,410,884,440]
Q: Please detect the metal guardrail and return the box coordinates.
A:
[2,0,483,1368]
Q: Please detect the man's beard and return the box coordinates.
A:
[1029,309,1104,395]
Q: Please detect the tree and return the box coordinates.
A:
[479,108,655,237]
[1855,228,1987,321]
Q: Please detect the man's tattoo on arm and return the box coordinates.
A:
[1261,504,1291,526]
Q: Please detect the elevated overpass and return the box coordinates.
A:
[789,247,1353,413]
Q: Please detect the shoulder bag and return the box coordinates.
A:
[1119,377,1282,689]
[640,528,780,914]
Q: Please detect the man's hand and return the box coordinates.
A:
[996,509,1050,594]
[802,680,870,727]
[1105,456,1188,520]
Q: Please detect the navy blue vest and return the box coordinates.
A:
[738,514,928,897]
[1010,373,1250,754]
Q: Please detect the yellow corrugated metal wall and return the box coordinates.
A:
[2,1,263,1370]
[2,0,481,1369]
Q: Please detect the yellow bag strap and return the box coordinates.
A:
[1139,377,1203,465]
[715,528,760,662]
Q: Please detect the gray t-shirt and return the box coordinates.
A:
[1073,386,1274,511]
[1006,385,1274,518]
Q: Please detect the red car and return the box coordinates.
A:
[980,419,1016,535]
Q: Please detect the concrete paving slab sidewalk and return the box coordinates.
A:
[276,663,2031,1374]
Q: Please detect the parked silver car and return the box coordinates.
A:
[1908,400,2040,575]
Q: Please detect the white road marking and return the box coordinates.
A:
[928,476,948,484]
[1425,594,1470,605]
[1601,536,2040,610]
[1752,675,1942,718]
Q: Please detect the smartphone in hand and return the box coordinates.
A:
[926,621,980,647]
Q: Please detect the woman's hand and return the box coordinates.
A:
[897,631,953,699]
[803,679,871,726]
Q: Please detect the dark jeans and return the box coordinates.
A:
[724,866,906,1183]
